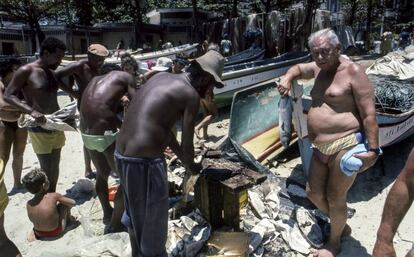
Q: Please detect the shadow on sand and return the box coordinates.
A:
[338,235,371,257]
[348,136,414,203]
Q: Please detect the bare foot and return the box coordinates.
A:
[27,230,37,242]
[312,243,340,257]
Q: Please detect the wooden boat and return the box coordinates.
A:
[215,52,311,108]
[228,78,414,173]
[224,48,265,66]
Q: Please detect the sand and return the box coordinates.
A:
[2,94,414,257]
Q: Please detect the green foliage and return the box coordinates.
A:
[0,0,59,22]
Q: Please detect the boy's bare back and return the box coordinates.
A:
[27,193,70,231]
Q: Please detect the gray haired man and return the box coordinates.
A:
[278,28,380,257]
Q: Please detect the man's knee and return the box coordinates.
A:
[306,185,325,203]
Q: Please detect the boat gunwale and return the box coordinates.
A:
[222,53,311,80]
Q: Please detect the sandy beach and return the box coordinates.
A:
[2,92,414,256]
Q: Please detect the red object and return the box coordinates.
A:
[108,185,119,201]
[33,224,64,239]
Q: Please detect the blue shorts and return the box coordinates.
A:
[115,151,168,257]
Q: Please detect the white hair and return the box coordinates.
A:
[308,28,340,48]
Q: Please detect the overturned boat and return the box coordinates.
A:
[224,48,266,66]
[215,51,311,107]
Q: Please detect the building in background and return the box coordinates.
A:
[0,21,162,56]
[146,8,216,44]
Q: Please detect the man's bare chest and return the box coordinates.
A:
[312,73,354,106]
[27,70,58,93]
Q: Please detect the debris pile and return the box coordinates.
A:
[163,145,346,257]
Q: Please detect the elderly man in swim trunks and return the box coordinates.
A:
[80,65,137,233]
[5,37,67,193]
[0,159,22,257]
[0,58,27,191]
[115,50,225,257]
[56,44,109,179]
[278,28,380,257]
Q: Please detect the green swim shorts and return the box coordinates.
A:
[81,131,119,153]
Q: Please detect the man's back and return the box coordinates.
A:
[117,72,199,158]
[80,71,133,133]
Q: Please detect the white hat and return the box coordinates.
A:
[151,57,173,71]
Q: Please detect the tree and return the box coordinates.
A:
[0,0,59,53]
[73,0,93,26]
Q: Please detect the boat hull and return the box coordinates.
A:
[215,52,311,108]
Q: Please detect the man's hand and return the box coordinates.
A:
[277,76,292,96]
[354,151,379,172]
[372,238,396,257]
[120,95,130,108]
[30,110,46,124]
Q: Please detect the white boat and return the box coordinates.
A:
[105,43,199,64]
[215,52,311,107]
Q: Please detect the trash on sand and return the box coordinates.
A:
[296,207,324,248]
[206,232,249,256]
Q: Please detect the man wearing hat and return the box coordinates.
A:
[56,43,109,179]
[115,50,225,257]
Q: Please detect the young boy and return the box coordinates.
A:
[22,169,76,241]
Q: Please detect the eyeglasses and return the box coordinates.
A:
[311,48,335,58]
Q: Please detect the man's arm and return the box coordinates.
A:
[0,81,20,112]
[55,63,81,98]
[373,148,414,257]
[180,93,201,174]
[350,63,379,171]
[4,66,33,114]
[277,62,316,96]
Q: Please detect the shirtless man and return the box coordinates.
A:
[0,58,27,190]
[373,147,414,257]
[115,50,224,257]
[5,37,67,193]
[278,29,380,257]
[56,44,109,179]
[80,67,136,233]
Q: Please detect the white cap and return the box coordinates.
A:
[151,57,173,71]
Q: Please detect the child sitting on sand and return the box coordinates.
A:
[22,169,77,241]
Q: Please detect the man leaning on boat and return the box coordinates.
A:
[277,28,381,257]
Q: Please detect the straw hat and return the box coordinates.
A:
[88,44,109,57]
[193,50,225,88]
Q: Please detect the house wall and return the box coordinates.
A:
[0,29,32,55]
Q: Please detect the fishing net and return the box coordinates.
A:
[369,74,414,113]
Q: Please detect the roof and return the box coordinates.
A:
[146,8,211,17]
